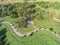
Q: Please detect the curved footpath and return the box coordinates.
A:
[52,17,60,22]
[1,17,60,38]
[52,17,60,38]
[2,22,48,37]
[2,22,40,37]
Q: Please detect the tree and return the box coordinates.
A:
[0,28,10,45]
[16,17,27,27]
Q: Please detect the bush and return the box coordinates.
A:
[23,34,26,37]
[49,28,53,31]
[30,32,34,36]
[54,32,56,34]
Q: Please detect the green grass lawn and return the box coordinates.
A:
[0,1,60,45]
[0,24,60,45]
[0,13,60,45]
[0,14,60,45]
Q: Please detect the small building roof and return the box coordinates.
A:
[27,20,33,25]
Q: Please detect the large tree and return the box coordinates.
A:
[16,2,36,27]
[0,28,10,45]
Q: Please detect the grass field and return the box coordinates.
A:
[1,14,60,45]
[0,1,60,45]
[0,23,60,45]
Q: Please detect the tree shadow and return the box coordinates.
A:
[0,28,10,45]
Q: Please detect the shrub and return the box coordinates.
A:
[54,32,56,34]
[49,28,53,31]
[30,32,34,36]
[23,34,26,37]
